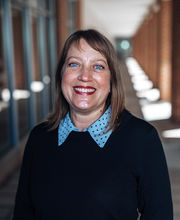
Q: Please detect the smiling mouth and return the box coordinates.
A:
[73,86,96,95]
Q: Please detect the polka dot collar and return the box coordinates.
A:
[58,106,112,148]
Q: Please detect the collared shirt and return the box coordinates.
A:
[58,106,112,148]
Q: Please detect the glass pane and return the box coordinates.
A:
[37,0,46,9]
[0,10,11,157]
[45,0,50,10]
[67,0,77,35]
[34,13,51,121]
[32,17,44,122]
[45,17,51,112]
[30,0,38,8]
[12,9,29,138]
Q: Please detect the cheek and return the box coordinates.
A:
[61,72,69,85]
[61,72,74,90]
[61,73,70,98]
[97,74,111,89]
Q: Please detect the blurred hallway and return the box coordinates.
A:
[0,0,180,219]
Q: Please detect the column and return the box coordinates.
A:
[158,0,172,101]
[171,0,180,121]
[56,0,68,52]
[76,0,82,30]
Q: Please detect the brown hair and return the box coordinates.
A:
[48,29,125,131]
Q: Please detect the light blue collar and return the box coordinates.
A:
[58,106,112,148]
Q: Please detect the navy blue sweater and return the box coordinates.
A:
[13,109,173,220]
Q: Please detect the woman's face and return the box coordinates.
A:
[61,39,111,115]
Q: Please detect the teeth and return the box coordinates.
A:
[75,87,95,93]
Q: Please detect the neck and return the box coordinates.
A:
[70,107,105,131]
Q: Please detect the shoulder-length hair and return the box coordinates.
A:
[48,29,125,131]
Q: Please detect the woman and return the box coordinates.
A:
[13,29,173,220]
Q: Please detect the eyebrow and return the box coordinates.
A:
[66,56,108,65]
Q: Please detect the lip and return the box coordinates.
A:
[73,86,96,95]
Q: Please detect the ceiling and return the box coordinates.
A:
[82,0,156,41]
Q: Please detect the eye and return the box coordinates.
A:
[68,63,79,67]
[95,65,104,70]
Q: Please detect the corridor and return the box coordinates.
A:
[0,0,180,219]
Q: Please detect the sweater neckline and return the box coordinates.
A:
[58,106,112,148]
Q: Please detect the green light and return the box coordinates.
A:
[120,40,130,50]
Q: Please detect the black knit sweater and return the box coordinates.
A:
[12,109,173,220]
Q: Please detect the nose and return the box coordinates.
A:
[78,66,92,81]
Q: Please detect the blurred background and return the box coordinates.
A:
[0,0,179,219]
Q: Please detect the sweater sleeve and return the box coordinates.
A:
[12,129,36,220]
[137,127,173,220]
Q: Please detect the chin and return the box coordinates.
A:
[73,104,93,113]
[75,106,91,112]
[74,102,90,109]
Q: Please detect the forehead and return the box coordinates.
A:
[67,39,106,59]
